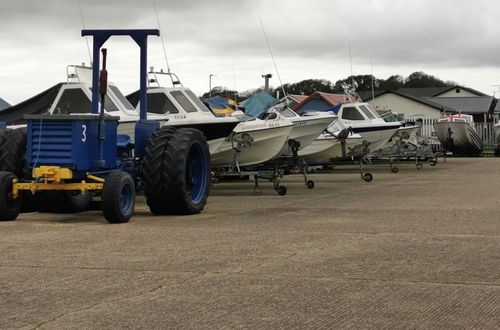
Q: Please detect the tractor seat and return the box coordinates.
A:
[117,134,132,148]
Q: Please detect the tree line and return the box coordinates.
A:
[202,71,457,101]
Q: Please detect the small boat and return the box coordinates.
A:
[433,114,482,155]
[299,102,400,160]
[260,103,337,157]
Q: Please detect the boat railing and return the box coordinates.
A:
[66,64,91,84]
[147,67,184,88]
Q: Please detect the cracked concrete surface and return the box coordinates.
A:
[1,158,499,329]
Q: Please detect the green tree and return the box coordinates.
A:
[379,75,405,90]
[333,75,382,93]
[273,79,335,96]
[403,71,454,88]
[202,86,238,99]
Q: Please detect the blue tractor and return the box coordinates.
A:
[0,29,211,223]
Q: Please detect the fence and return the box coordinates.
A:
[408,118,497,154]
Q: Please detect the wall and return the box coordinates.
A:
[367,93,442,119]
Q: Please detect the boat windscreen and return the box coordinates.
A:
[53,89,92,114]
[341,106,365,120]
[109,85,135,111]
[170,91,198,113]
[185,90,210,112]
[147,93,179,114]
[359,105,376,119]
[277,107,298,117]
[86,88,119,112]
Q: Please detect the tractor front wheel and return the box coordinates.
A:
[102,171,135,224]
[0,171,21,221]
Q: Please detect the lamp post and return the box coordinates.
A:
[209,74,216,97]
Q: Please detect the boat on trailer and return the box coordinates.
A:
[133,69,295,168]
[260,102,337,157]
[433,114,482,155]
[299,102,400,161]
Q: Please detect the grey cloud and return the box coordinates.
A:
[2,0,500,103]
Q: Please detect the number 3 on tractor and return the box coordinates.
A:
[81,124,87,142]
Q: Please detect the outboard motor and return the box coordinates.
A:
[337,127,351,157]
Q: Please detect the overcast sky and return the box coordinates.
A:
[2,0,500,104]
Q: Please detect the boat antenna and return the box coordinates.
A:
[349,43,354,86]
[153,1,171,73]
[76,0,92,66]
[233,63,238,101]
[258,14,286,98]
[370,54,376,106]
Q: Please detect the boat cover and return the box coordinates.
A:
[204,96,243,116]
[240,91,278,117]
[0,83,63,125]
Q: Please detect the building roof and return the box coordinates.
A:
[494,100,500,113]
[397,85,487,97]
[293,91,351,111]
[423,96,494,114]
[0,97,10,111]
[287,94,308,103]
[356,90,385,101]
[363,90,456,113]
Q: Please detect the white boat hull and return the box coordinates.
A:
[278,116,336,156]
[378,124,420,152]
[354,125,401,153]
[211,125,293,167]
[298,134,362,160]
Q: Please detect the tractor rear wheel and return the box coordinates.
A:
[0,171,21,221]
[0,128,29,178]
[102,171,135,223]
[142,127,210,215]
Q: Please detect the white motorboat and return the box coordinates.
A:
[299,102,400,160]
[134,70,294,168]
[434,114,482,155]
[209,113,294,167]
[261,103,337,156]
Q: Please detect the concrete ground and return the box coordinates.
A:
[1,158,499,329]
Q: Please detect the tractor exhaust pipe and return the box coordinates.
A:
[97,48,108,167]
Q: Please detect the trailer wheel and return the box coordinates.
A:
[306,180,315,189]
[0,128,29,178]
[0,171,21,221]
[277,185,287,195]
[363,173,373,182]
[143,127,210,215]
[102,171,135,223]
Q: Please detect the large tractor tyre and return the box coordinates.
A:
[0,171,21,221]
[0,128,29,179]
[102,171,135,224]
[143,127,211,215]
